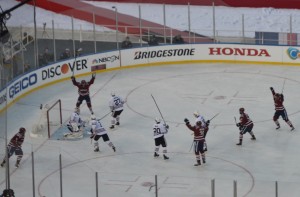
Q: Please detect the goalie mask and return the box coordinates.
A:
[75,107,80,114]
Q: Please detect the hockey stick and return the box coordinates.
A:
[209,112,220,121]
[189,141,194,152]
[99,111,111,121]
[281,78,286,94]
[151,94,166,124]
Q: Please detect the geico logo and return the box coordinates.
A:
[0,94,6,105]
[9,73,37,98]
[42,59,88,80]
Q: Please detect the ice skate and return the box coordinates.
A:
[109,125,115,129]
[236,142,242,146]
[194,160,201,166]
[15,161,20,168]
[115,122,120,126]
[276,125,280,130]
[94,147,100,152]
[202,158,206,164]
[112,146,116,152]
[251,136,256,140]
[154,152,159,157]
[163,154,169,160]
[291,126,295,131]
[0,160,5,167]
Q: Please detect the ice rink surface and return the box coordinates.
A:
[1,63,300,197]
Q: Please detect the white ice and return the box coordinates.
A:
[1,63,300,196]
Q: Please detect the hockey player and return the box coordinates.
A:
[71,73,95,114]
[270,87,295,131]
[193,111,210,138]
[1,127,26,168]
[109,92,125,129]
[236,108,256,146]
[184,118,206,166]
[153,118,169,160]
[90,115,116,152]
[64,107,85,138]
[194,111,210,151]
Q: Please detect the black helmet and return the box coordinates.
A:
[19,127,26,133]
[239,108,245,114]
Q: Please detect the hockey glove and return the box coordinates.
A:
[165,124,169,129]
[206,120,210,125]
[236,123,241,127]
[71,76,75,80]
[92,73,96,78]
[270,87,274,91]
[184,118,189,124]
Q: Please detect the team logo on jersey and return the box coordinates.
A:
[9,73,37,98]
[92,55,119,64]
[287,47,300,60]
[42,59,88,80]
[209,47,271,57]
[134,48,195,60]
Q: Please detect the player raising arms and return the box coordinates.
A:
[71,73,95,114]
[184,118,206,166]
[153,118,169,160]
[236,108,256,146]
[270,87,295,131]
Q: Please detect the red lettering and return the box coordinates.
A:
[209,47,271,57]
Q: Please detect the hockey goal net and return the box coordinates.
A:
[31,99,62,138]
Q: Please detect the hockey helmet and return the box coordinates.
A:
[155,117,161,123]
[239,107,245,114]
[91,115,96,120]
[111,92,115,97]
[193,111,199,118]
[19,127,26,133]
[81,80,87,85]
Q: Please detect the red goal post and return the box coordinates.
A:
[47,99,62,138]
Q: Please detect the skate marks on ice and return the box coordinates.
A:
[37,152,254,197]
[125,69,300,126]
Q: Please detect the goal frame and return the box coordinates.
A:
[47,99,62,138]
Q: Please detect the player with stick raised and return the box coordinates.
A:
[270,87,295,131]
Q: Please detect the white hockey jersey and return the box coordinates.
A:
[69,112,82,125]
[153,123,168,139]
[109,95,125,112]
[90,119,107,136]
[195,115,207,127]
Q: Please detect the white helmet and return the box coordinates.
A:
[91,115,96,120]
[111,92,115,97]
[193,111,199,118]
[155,117,161,123]
[75,107,80,114]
